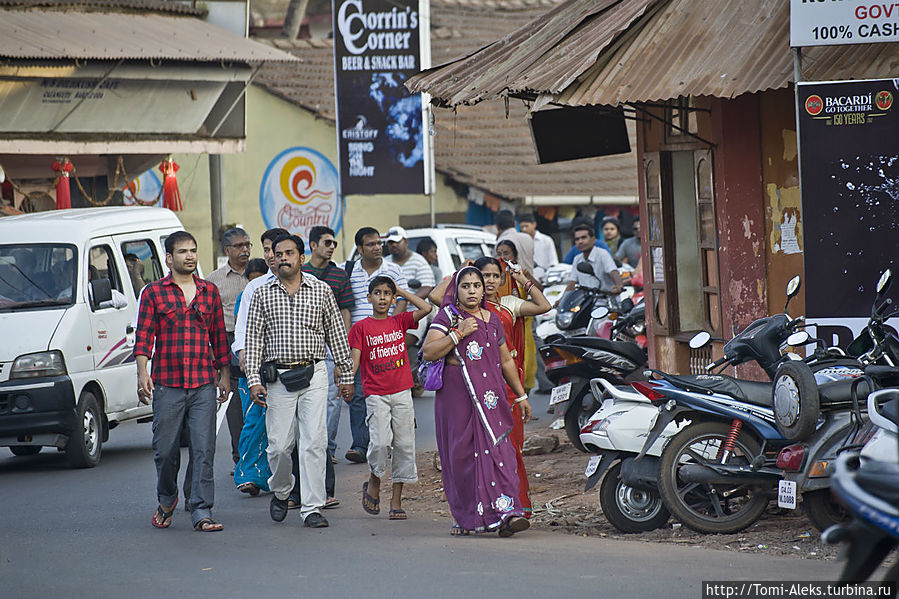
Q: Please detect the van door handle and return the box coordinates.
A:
[126,325,134,334]
[126,325,135,347]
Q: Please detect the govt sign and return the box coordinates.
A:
[791,0,899,46]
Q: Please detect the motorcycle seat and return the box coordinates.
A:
[817,378,875,409]
[672,374,774,407]
[567,336,647,366]
[855,460,899,505]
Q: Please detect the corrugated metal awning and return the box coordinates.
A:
[0,9,298,63]
[408,0,899,107]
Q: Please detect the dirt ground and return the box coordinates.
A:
[351,422,844,561]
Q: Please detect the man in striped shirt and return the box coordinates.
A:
[343,227,407,463]
[245,234,353,527]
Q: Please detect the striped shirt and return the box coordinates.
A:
[205,263,247,332]
[302,261,354,310]
[244,274,353,388]
[346,259,407,324]
[386,252,435,311]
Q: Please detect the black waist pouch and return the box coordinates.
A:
[279,363,314,392]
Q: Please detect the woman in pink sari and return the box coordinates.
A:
[422,266,532,537]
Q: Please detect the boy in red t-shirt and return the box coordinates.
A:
[349,275,432,520]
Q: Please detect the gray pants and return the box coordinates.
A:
[152,384,216,526]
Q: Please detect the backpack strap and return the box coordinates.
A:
[344,259,356,277]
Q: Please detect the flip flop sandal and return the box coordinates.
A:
[324,497,340,509]
[151,498,178,529]
[450,524,472,536]
[362,482,380,515]
[498,516,530,538]
[237,482,261,496]
[287,496,300,510]
[194,518,224,532]
[388,509,407,520]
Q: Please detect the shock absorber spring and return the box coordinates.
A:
[717,418,743,462]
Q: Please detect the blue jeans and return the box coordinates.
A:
[152,384,216,526]
[325,355,340,455]
[349,368,369,453]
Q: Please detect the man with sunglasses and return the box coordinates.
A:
[303,226,354,508]
[207,227,252,468]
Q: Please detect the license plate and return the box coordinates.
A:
[550,382,572,406]
[585,455,602,477]
[777,479,797,509]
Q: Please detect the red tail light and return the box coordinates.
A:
[776,444,806,472]
[632,381,666,404]
[543,348,582,371]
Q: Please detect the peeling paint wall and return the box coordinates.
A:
[761,87,805,318]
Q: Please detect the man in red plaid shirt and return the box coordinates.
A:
[135,231,231,533]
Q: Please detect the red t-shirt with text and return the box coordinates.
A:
[349,311,416,396]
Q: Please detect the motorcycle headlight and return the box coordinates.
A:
[556,312,574,328]
[10,350,67,379]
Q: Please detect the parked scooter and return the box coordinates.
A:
[775,270,899,530]
[540,299,648,452]
[821,388,899,596]
[579,377,684,532]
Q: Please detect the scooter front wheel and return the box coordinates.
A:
[599,461,670,533]
[658,421,769,534]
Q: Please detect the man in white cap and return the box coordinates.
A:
[385,226,435,397]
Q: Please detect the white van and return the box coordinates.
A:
[0,207,191,467]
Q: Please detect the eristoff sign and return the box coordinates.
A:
[791,0,899,47]
[332,0,431,196]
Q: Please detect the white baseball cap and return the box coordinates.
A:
[385,226,407,243]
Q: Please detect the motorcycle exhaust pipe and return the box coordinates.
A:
[678,463,781,486]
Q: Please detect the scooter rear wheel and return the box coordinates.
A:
[658,421,769,534]
[599,461,670,533]
[802,488,850,532]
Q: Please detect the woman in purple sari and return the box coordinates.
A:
[422,266,533,537]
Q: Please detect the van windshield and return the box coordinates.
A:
[0,244,77,311]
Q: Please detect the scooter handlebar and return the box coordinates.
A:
[705,356,729,371]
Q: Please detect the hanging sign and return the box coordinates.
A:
[259,147,342,239]
[791,0,899,47]
[123,169,163,207]
[797,78,898,339]
[332,0,430,195]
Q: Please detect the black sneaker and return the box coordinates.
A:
[270,496,289,522]
[345,449,366,464]
[304,512,329,528]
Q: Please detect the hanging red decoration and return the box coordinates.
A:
[159,157,183,212]
[52,158,74,210]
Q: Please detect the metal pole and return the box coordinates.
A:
[428,105,436,227]
[209,154,225,267]
[792,47,803,211]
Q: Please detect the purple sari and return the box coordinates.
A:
[431,267,524,531]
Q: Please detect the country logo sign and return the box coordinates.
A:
[805,94,824,116]
[260,147,342,242]
[876,91,893,111]
[122,169,162,207]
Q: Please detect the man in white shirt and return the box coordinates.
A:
[566,223,622,295]
[517,212,558,284]
[343,227,408,464]
[385,225,435,397]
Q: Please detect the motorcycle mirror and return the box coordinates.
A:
[876,269,892,296]
[576,261,594,274]
[689,331,712,349]
[590,306,610,320]
[407,279,422,291]
[620,298,635,313]
[784,275,801,312]
[786,331,810,347]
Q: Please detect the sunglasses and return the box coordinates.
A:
[228,242,252,250]
[320,239,338,248]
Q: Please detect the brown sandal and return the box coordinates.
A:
[193,518,223,532]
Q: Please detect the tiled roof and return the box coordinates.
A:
[254,0,638,200]
[0,0,205,15]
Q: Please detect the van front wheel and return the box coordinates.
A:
[66,392,102,468]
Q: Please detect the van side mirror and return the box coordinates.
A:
[90,278,113,309]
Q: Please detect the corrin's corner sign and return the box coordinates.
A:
[332,0,429,195]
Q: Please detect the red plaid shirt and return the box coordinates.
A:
[134,274,230,389]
